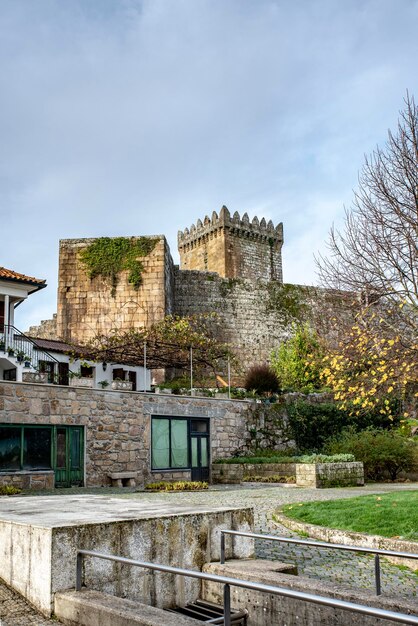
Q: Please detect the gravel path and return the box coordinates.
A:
[1,482,417,623]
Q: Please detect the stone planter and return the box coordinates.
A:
[295,462,364,488]
[212,461,364,488]
[22,372,48,384]
[111,380,133,391]
[69,377,94,388]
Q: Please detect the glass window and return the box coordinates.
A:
[191,420,208,433]
[191,437,198,467]
[201,438,208,467]
[152,419,170,469]
[56,428,66,469]
[23,428,52,469]
[0,427,21,470]
[171,420,188,468]
[71,429,81,469]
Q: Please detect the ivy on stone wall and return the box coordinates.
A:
[79,237,157,297]
[218,277,244,298]
[265,283,308,324]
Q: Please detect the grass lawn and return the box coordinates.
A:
[281,490,418,541]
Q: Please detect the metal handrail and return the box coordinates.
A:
[75,549,418,625]
[220,529,418,597]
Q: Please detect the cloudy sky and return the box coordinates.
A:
[1,0,417,330]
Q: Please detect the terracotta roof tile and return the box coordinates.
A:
[0,266,46,286]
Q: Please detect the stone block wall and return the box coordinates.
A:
[0,381,258,487]
[55,236,172,344]
[27,314,58,340]
[0,470,54,490]
[212,463,297,484]
[174,272,328,372]
[295,462,364,488]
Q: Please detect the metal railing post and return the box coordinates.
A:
[220,532,225,565]
[76,552,83,591]
[223,583,231,626]
[375,554,382,596]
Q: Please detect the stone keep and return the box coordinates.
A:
[31,207,326,369]
[178,206,284,281]
[56,236,175,344]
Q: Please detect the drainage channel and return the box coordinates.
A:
[165,599,248,624]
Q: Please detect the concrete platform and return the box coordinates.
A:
[0,495,254,616]
[55,589,202,626]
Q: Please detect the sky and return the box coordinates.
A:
[1,0,418,331]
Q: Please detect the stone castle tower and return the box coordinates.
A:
[178,206,283,281]
[30,207,307,371]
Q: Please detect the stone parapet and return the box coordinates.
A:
[178,206,283,281]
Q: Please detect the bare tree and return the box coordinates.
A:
[316,93,418,343]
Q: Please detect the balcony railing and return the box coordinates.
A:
[0,324,61,375]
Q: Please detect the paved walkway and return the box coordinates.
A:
[1,483,417,623]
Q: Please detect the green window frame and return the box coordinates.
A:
[151,416,210,471]
[151,417,189,470]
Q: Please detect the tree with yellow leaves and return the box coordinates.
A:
[315,94,418,419]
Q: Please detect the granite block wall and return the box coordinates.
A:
[0,381,257,487]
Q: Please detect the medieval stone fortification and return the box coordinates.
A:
[29,206,333,371]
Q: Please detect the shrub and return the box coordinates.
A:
[270,324,323,392]
[325,428,418,481]
[242,475,296,483]
[145,481,208,491]
[244,365,280,394]
[286,399,398,452]
[0,485,22,496]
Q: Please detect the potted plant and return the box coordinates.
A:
[16,350,25,363]
[98,380,109,389]
[0,340,5,352]
[7,347,14,357]
[24,356,31,368]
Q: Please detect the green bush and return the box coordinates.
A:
[244,365,280,394]
[0,485,22,496]
[242,475,296,483]
[270,324,323,392]
[286,399,398,452]
[325,428,418,481]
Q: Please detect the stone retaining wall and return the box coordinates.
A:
[212,463,296,484]
[0,381,257,487]
[0,471,54,490]
[212,462,364,488]
[296,462,364,488]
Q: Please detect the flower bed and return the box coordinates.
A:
[145,480,208,491]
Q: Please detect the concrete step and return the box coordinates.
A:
[55,589,203,626]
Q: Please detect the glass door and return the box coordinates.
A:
[190,419,210,482]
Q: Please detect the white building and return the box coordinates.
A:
[0,266,150,391]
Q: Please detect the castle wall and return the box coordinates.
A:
[174,269,325,374]
[56,236,173,344]
[178,207,283,281]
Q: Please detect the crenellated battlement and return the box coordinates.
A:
[178,205,283,246]
[178,206,284,282]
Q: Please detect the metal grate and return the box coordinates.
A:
[165,599,247,624]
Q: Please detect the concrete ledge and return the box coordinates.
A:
[202,561,418,626]
[55,589,202,626]
[275,512,418,570]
